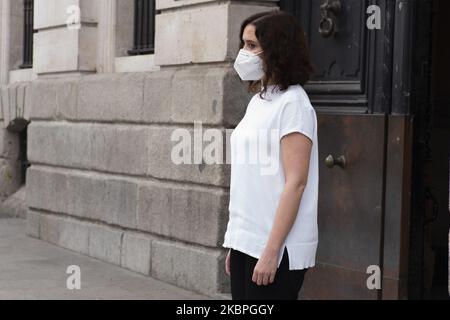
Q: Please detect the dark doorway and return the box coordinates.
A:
[6,118,30,185]
[407,0,450,300]
[421,0,450,300]
[18,127,30,185]
[279,0,449,299]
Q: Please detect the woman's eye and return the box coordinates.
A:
[244,43,255,50]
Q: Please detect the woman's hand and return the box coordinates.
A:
[225,249,231,276]
[252,247,280,286]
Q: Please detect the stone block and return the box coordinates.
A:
[28,122,148,176]
[77,73,145,122]
[26,167,138,229]
[34,0,97,29]
[26,209,40,238]
[137,181,229,247]
[59,218,90,255]
[121,232,153,275]
[88,223,123,265]
[151,239,229,295]
[147,126,230,187]
[34,26,97,74]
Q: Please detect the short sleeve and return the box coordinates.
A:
[279,100,315,143]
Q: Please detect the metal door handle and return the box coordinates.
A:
[325,154,346,168]
[319,0,341,38]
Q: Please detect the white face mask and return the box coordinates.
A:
[233,49,264,81]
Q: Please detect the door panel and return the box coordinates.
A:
[283,0,371,105]
[300,114,386,300]
[280,0,395,299]
[302,0,368,95]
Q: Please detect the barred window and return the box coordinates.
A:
[128,0,156,55]
[19,0,34,69]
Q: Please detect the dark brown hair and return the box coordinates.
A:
[238,10,314,99]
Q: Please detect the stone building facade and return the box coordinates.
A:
[0,0,280,298]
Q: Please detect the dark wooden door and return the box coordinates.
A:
[280,0,412,299]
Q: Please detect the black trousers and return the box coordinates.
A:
[230,247,308,300]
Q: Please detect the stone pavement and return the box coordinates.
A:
[0,218,226,300]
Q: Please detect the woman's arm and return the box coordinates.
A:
[252,131,312,286]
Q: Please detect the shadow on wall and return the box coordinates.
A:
[0,83,32,218]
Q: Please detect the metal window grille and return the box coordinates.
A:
[19,0,34,69]
[128,0,155,55]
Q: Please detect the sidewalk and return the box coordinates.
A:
[0,218,220,300]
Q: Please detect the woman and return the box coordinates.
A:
[222,10,319,300]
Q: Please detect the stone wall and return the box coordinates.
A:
[0,109,20,202]
[0,83,23,202]
[19,65,249,297]
[0,0,280,297]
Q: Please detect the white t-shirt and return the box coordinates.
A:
[222,84,319,270]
